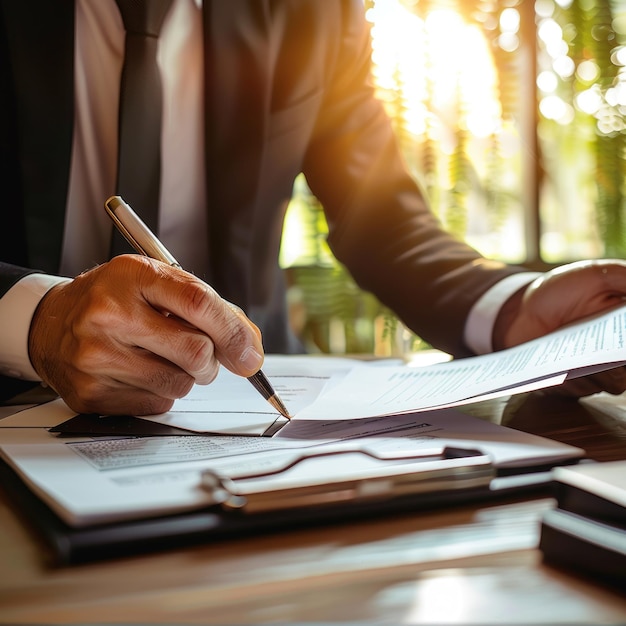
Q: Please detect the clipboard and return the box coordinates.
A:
[0,443,556,566]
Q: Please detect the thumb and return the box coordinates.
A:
[217,301,265,376]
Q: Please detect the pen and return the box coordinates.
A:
[104,195,292,420]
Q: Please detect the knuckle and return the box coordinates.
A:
[185,281,221,320]
[221,317,252,354]
[196,361,221,385]
[173,375,196,398]
[134,396,175,416]
[69,379,110,414]
[148,366,195,399]
[181,334,215,375]
[144,365,175,392]
[73,337,114,373]
[70,332,94,360]
[110,252,150,272]
[80,287,122,329]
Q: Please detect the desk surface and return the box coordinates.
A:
[1,390,625,624]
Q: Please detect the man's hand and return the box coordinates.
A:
[493,259,626,397]
[28,255,264,415]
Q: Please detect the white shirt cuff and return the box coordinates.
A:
[464,272,542,355]
[0,274,72,381]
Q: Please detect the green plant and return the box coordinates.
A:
[282,176,424,355]
[538,0,626,259]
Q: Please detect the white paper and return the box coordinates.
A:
[136,355,362,434]
[4,309,620,531]
[296,306,626,421]
[552,459,626,507]
[0,398,76,429]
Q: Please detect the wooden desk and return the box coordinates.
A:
[1,391,625,624]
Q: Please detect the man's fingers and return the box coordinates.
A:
[503,259,626,349]
[28,255,266,417]
[138,262,264,377]
[119,304,221,384]
[225,300,263,341]
[550,366,626,398]
[63,379,179,416]
[57,336,198,414]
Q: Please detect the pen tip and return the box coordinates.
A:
[269,396,292,420]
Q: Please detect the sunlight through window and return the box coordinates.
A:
[365,0,525,262]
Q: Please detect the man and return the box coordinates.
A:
[1,0,625,416]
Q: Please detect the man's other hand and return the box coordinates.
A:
[494,259,626,397]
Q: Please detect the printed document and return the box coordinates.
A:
[139,304,626,430]
[296,305,626,421]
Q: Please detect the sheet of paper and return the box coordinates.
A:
[579,390,626,424]
[0,356,364,436]
[296,306,626,421]
[273,407,583,469]
[136,355,363,434]
[0,405,583,527]
[0,398,76,429]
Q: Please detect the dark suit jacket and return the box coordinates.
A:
[0,0,523,395]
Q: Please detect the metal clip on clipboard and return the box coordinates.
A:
[201,446,494,514]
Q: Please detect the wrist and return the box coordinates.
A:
[28,281,68,385]
[492,284,528,351]
[464,272,541,354]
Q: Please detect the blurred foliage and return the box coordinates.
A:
[549,0,626,257]
[535,0,626,260]
[372,0,524,246]
[282,177,426,355]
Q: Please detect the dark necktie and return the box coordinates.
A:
[112,0,173,255]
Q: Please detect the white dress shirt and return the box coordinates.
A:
[0,0,539,382]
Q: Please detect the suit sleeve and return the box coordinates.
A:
[0,262,35,296]
[302,0,527,357]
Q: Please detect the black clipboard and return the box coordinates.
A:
[0,445,556,566]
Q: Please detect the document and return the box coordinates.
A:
[8,356,365,436]
[296,305,626,421]
[552,459,626,508]
[141,304,626,430]
[539,459,626,584]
